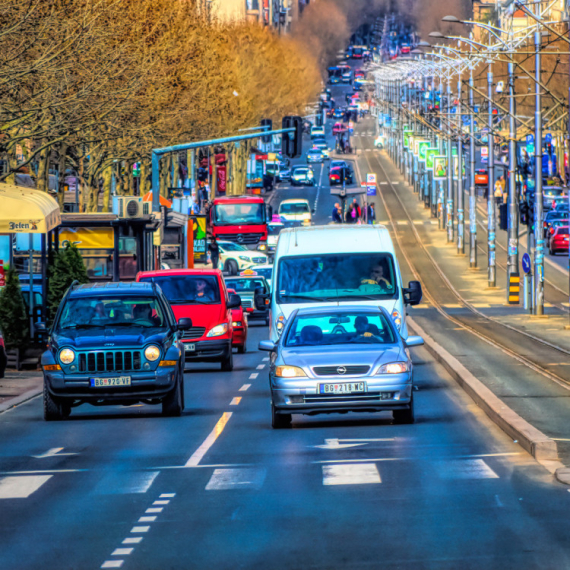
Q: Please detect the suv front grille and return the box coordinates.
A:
[252,257,266,263]
[313,365,370,376]
[78,350,142,373]
[182,327,206,340]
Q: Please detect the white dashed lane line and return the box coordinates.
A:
[249,373,258,380]
[230,397,242,406]
[256,364,265,370]
[184,412,233,467]
[239,384,251,391]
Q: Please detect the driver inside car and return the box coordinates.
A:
[354,315,374,338]
[361,262,392,289]
[132,304,160,326]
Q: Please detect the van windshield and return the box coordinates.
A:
[139,276,220,304]
[276,253,398,304]
[213,203,265,226]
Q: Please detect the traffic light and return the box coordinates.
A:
[282,116,303,158]
[520,200,529,226]
[261,118,272,143]
[499,203,508,231]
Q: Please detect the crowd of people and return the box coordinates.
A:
[331,199,376,224]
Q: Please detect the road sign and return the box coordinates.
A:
[526,134,534,144]
[522,253,531,274]
[366,173,377,185]
[545,133,552,143]
[366,185,376,196]
[481,146,488,163]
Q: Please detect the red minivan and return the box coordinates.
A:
[136,269,241,371]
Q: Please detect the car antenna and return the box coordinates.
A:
[70,279,80,290]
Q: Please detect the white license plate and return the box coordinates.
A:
[184,343,196,352]
[319,382,367,394]
[90,376,131,388]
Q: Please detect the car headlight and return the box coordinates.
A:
[275,314,286,336]
[391,310,402,329]
[207,323,228,337]
[275,365,307,378]
[59,348,75,365]
[144,345,161,362]
[239,256,250,262]
[378,362,409,374]
[258,244,267,251]
[232,321,242,327]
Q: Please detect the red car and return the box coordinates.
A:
[332,122,347,135]
[136,269,240,371]
[475,169,488,186]
[549,226,569,255]
[227,288,251,353]
[354,70,365,79]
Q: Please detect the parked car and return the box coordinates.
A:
[0,330,6,379]
[137,269,241,371]
[225,272,270,325]
[227,288,250,353]
[217,241,268,275]
[40,281,191,420]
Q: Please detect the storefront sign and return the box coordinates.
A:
[433,157,448,179]
[59,228,114,249]
[217,165,227,193]
[191,215,207,264]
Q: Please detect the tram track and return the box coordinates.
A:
[361,149,570,393]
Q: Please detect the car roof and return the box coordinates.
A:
[295,305,387,316]
[276,225,394,256]
[69,282,156,298]
[251,264,273,270]
[280,198,310,205]
[293,166,310,171]
[214,195,263,204]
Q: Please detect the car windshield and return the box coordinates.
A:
[268,224,284,236]
[285,312,396,346]
[544,188,565,197]
[293,168,310,175]
[280,203,309,214]
[555,226,569,233]
[219,242,248,252]
[277,253,398,304]
[225,278,266,292]
[253,267,273,280]
[139,275,220,304]
[213,203,265,226]
[57,296,166,329]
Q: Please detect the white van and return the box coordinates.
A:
[278,199,312,225]
[256,225,422,341]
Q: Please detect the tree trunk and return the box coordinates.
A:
[57,143,68,209]
[172,152,180,190]
[159,155,169,198]
[102,166,113,212]
[36,140,50,192]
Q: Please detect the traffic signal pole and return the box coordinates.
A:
[507,59,519,300]
[150,126,297,212]
[487,62,496,288]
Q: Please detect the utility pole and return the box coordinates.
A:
[457,72,465,254]
[507,58,519,299]
[446,75,454,243]
[533,15,544,314]
[469,61,477,268]
[487,62,496,287]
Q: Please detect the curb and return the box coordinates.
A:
[407,316,569,483]
[0,387,42,414]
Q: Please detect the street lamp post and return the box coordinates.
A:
[507,58,519,298]
[469,62,477,267]
[457,73,465,254]
[487,61,496,287]
[447,75,454,243]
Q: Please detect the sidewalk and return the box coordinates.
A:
[0,370,43,413]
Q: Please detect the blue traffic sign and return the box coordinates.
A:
[545,133,552,143]
[526,134,534,144]
[522,252,531,274]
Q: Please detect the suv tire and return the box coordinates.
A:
[271,403,292,429]
[227,260,239,276]
[221,349,233,371]
[44,382,64,421]
[162,374,183,417]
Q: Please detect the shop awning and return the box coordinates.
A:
[0,184,61,233]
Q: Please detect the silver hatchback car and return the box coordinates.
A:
[259,306,424,428]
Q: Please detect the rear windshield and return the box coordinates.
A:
[277,253,398,304]
[57,296,166,329]
[225,278,266,292]
[139,275,220,305]
[285,312,396,347]
[280,203,309,214]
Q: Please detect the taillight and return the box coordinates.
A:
[550,228,555,234]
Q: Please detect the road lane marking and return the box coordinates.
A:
[314,452,521,464]
[206,468,266,490]
[32,447,77,459]
[130,526,150,533]
[146,507,163,513]
[101,562,123,569]
[230,397,242,406]
[322,464,381,486]
[152,499,169,505]
[122,537,142,545]
[0,475,52,499]
[256,364,265,370]
[160,493,175,498]
[185,412,233,467]
[262,357,269,361]
[138,516,156,522]
[437,459,499,479]
[239,384,251,391]
[94,471,159,495]
[249,373,259,379]
[112,548,133,556]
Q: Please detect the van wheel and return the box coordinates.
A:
[162,375,183,417]
[393,394,415,424]
[43,382,64,421]
[226,260,238,276]
[221,350,233,371]
[271,403,292,429]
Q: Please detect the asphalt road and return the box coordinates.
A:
[3,81,570,570]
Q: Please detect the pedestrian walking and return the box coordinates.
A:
[332,202,342,224]
[207,233,219,269]
[494,178,503,207]
[367,203,376,225]
[352,198,361,221]
[346,203,356,223]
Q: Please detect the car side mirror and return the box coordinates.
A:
[403,280,422,306]
[254,286,269,310]
[177,317,193,331]
[35,322,47,332]
[227,294,241,310]
[259,340,276,352]
[404,335,424,348]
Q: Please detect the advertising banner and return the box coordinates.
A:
[217,165,227,193]
[418,141,431,162]
[433,156,448,179]
[59,228,114,249]
[426,149,439,170]
[190,215,207,264]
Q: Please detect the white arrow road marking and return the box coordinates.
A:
[32,447,77,459]
[205,468,266,491]
[313,439,368,450]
